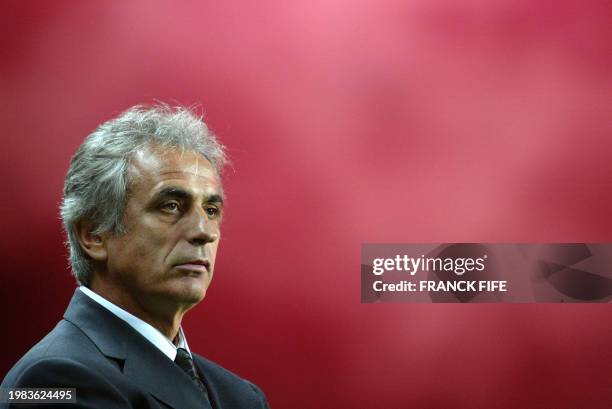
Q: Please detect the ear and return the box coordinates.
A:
[74,219,108,262]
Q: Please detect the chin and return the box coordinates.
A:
[149,276,209,307]
[174,280,207,304]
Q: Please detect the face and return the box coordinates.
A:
[102,146,223,313]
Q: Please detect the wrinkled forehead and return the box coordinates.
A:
[127,144,222,192]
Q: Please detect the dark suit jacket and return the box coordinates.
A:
[1,290,270,408]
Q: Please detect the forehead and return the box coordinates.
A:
[127,145,220,194]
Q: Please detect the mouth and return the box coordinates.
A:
[174,259,210,276]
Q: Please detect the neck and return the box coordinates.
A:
[87,278,188,341]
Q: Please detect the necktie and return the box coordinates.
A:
[174,347,211,404]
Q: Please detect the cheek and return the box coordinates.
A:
[111,231,175,272]
[136,233,176,264]
[131,217,178,256]
[209,242,220,266]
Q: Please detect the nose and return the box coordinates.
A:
[184,205,219,247]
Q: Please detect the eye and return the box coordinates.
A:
[205,206,220,218]
[161,201,180,213]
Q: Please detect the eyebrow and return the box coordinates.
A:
[151,186,224,205]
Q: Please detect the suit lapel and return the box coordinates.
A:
[122,335,210,409]
[193,358,222,409]
[63,289,211,409]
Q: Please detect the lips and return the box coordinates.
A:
[174,259,210,275]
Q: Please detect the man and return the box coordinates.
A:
[1,105,270,408]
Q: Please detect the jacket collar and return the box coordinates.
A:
[63,289,213,409]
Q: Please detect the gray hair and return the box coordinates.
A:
[60,104,228,285]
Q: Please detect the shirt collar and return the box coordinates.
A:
[79,286,191,361]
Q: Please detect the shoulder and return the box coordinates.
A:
[3,356,114,388]
[1,321,134,408]
[193,354,270,409]
[1,356,131,409]
[7,320,106,378]
[2,320,118,388]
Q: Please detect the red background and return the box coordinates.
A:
[1,1,611,408]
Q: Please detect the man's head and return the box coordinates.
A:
[60,104,227,308]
